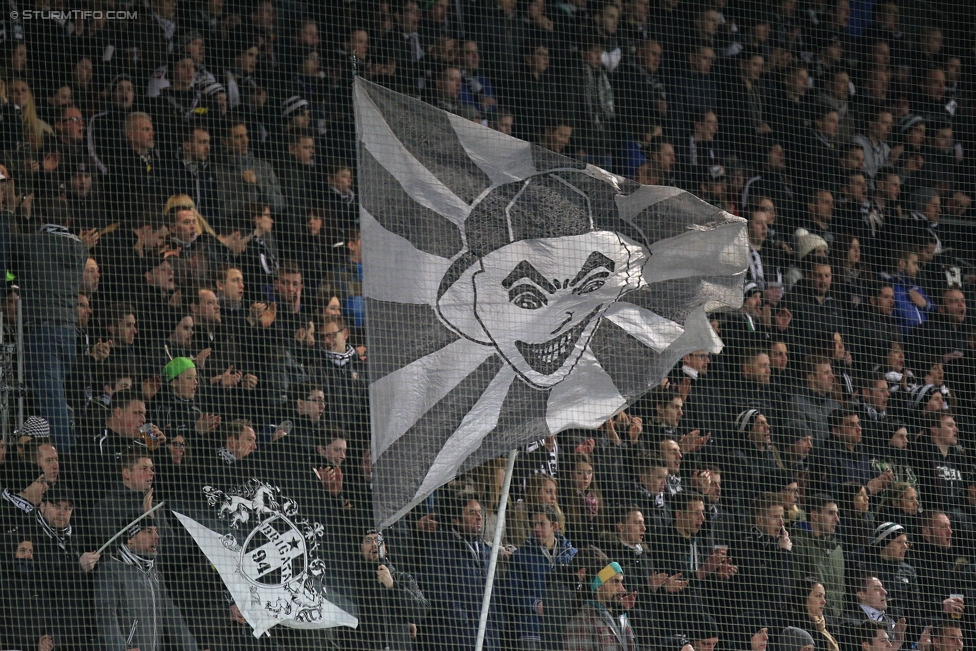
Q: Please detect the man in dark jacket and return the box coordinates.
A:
[909,511,969,622]
[737,493,793,630]
[18,203,91,451]
[861,523,923,641]
[811,409,894,496]
[917,412,967,515]
[347,529,429,650]
[426,495,505,650]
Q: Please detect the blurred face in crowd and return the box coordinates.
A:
[37,444,59,483]
[642,466,669,495]
[809,363,835,394]
[898,486,919,514]
[170,316,194,346]
[882,534,910,562]
[572,461,593,492]
[639,40,662,72]
[933,628,964,651]
[361,532,385,562]
[112,399,147,437]
[748,211,768,247]
[290,137,315,164]
[15,540,32,559]
[320,321,348,353]
[887,342,905,371]
[171,209,198,241]
[127,526,160,557]
[227,426,258,460]
[749,414,771,446]
[653,143,676,172]
[76,294,92,329]
[542,124,572,153]
[194,289,221,325]
[807,583,827,617]
[318,438,347,466]
[690,46,715,74]
[168,435,186,465]
[943,289,966,323]
[145,260,175,291]
[864,629,892,651]
[872,286,895,315]
[111,313,138,346]
[863,379,890,411]
[123,457,155,492]
[833,414,863,446]
[657,396,684,427]
[769,342,789,371]
[127,116,155,152]
[616,509,645,545]
[743,353,771,384]
[932,415,958,447]
[348,29,369,60]
[684,350,710,374]
[115,79,135,109]
[809,263,832,296]
[812,501,840,536]
[83,258,100,292]
[253,206,274,235]
[57,107,85,144]
[171,367,199,399]
[297,389,326,421]
[925,513,952,548]
[660,439,682,473]
[184,129,211,162]
[757,504,784,537]
[528,45,550,75]
[224,124,250,156]
[676,499,706,537]
[274,273,303,306]
[492,114,513,135]
[532,512,558,548]
[456,499,484,535]
[39,499,73,529]
[536,478,558,506]
[810,190,834,222]
[217,268,245,302]
[858,577,888,610]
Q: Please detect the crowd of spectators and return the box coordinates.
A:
[0,0,975,650]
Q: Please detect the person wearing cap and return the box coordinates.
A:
[154,356,221,438]
[222,35,260,110]
[94,514,200,651]
[729,409,786,503]
[696,163,732,211]
[215,120,284,224]
[862,522,923,639]
[563,557,635,651]
[346,529,429,650]
[28,487,102,649]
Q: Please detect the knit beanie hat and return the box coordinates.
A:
[735,408,762,432]
[18,416,50,439]
[779,627,816,651]
[163,357,195,383]
[872,521,905,546]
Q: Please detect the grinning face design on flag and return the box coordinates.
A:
[472,232,645,388]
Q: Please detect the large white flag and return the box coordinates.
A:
[354,77,749,529]
[172,480,358,637]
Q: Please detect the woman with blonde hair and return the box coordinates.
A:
[10,78,52,153]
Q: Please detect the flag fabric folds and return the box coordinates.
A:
[354,77,749,529]
[172,480,358,637]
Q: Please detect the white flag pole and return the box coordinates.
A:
[97,501,166,554]
[474,448,518,651]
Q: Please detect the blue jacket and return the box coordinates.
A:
[428,528,501,650]
[504,533,578,641]
[891,273,937,334]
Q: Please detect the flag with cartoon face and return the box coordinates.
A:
[355,78,749,528]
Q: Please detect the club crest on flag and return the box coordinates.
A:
[174,481,357,637]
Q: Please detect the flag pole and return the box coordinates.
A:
[475,448,518,651]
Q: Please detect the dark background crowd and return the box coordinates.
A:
[1,0,976,650]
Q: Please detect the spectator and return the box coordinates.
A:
[348,529,429,650]
[504,503,578,647]
[793,355,843,442]
[215,120,285,224]
[563,557,635,651]
[737,493,793,625]
[792,493,845,618]
[789,578,842,651]
[911,511,968,622]
[17,201,91,451]
[94,516,199,650]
